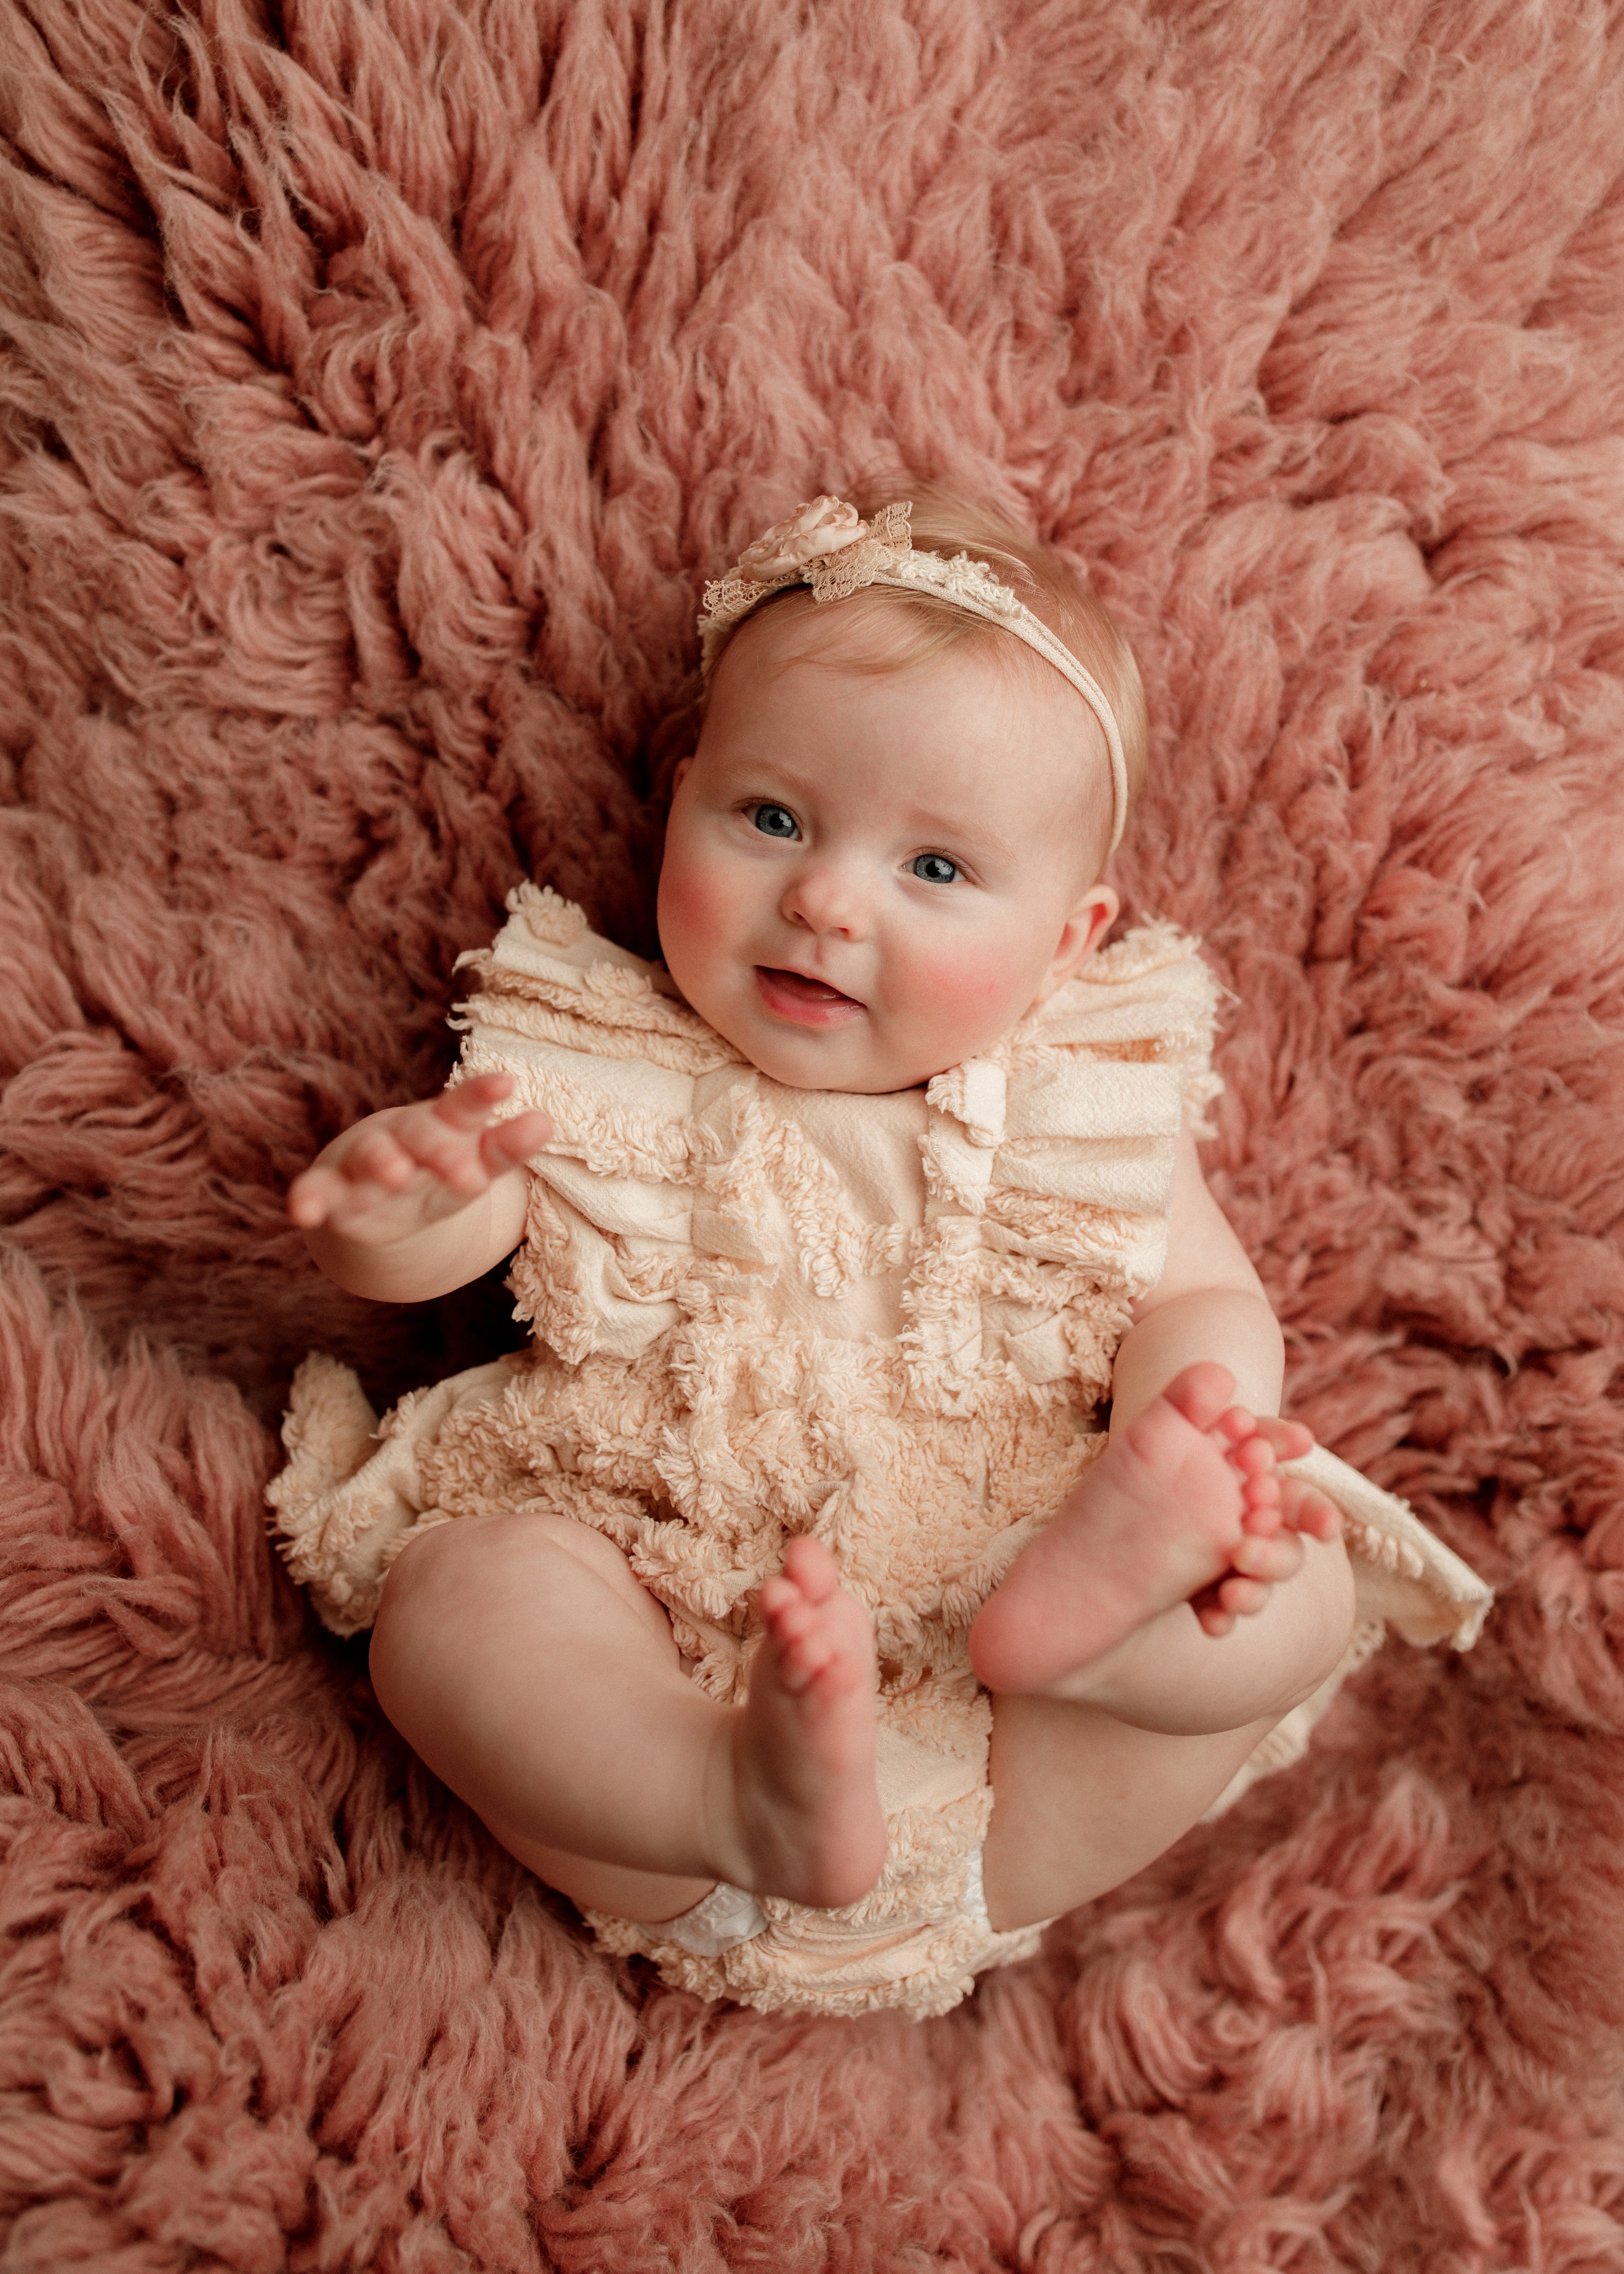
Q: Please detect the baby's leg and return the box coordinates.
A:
[980,1532,1355,1927]
[980,1690,1294,1930]
[369,1513,887,1918]
[976,1400,1355,1930]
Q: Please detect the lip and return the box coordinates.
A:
[753,965,867,1027]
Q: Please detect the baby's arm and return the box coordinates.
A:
[1113,1118,1339,1622]
[289,1070,551,1303]
[1113,1118,1290,1428]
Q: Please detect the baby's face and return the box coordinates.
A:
[657,609,1119,1093]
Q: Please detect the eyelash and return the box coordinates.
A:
[745,806,963,886]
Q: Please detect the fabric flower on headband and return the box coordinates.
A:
[698,497,915,676]
[735,495,871,581]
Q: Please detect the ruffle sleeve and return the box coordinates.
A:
[449,884,739,1364]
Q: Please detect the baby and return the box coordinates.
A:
[275,489,1489,2018]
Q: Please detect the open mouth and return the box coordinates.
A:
[753,965,865,1025]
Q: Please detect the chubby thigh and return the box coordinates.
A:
[368,1509,725,1924]
[981,1530,1357,1927]
[981,1694,1276,1929]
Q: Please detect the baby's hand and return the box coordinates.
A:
[288,1072,553,1250]
[1192,1409,1342,1636]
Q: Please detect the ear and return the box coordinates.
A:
[672,756,693,795]
[1030,882,1119,1007]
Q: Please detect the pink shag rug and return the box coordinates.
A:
[4,1,1624,2265]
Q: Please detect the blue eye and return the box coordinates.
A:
[910,853,960,885]
[752,804,799,839]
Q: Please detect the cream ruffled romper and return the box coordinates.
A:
[270,885,1492,2020]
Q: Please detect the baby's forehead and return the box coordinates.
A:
[721,600,1097,730]
[713,607,1110,795]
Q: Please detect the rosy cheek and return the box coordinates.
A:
[657,838,732,971]
[910,938,1024,1018]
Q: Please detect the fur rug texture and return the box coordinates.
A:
[3,0,1624,2264]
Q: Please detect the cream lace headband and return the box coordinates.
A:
[698,496,1129,853]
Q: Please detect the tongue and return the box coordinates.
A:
[765,966,854,1005]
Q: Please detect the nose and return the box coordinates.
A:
[779,850,869,940]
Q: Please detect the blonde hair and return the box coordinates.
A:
[714,480,1148,819]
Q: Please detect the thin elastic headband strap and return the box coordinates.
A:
[698,497,1129,854]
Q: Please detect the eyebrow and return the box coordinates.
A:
[906,808,1022,861]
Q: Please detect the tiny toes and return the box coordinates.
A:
[772,1601,813,1646]
[1215,1573,1272,1619]
[1228,1433,1275,1479]
[1304,1493,1342,1541]
[778,1622,844,1696]
[1277,1482,1343,1541]
[797,1627,837,1674]
[1159,1362,1239,1434]
[1256,1416,1316,1461]
[769,1597,814,1649]
[1231,1532,1304,1584]
[782,1534,841,1602]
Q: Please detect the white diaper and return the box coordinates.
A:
[639,1841,1000,1960]
[649,1878,769,1958]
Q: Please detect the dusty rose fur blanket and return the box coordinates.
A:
[3,0,1623,2264]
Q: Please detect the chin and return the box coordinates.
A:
[754,1043,926,1096]
[736,1031,859,1091]
[750,1048,856,1092]
[712,997,937,1095]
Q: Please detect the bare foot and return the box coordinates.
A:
[723,1536,888,1909]
[968,1363,1331,1694]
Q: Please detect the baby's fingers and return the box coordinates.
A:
[346,1122,434,1190]
[435,1070,518,1127]
[479,1107,553,1175]
[288,1161,361,1229]
[384,1081,520,1196]
[287,1074,535,1233]
[287,1129,426,1231]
